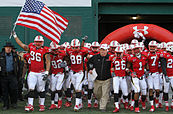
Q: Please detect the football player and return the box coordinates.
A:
[127,43,148,113]
[12,31,51,112]
[66,39,89,111]
[109,46,129,112]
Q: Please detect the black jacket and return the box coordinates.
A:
[0,49,20,77]
[87,54,112,81]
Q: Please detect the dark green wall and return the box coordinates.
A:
[0,7,94,51]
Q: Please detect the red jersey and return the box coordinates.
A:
[164,52,173,77]
[67,48,88,72]
[28,44,49,73]
[129,55,147,78]
[109,55,127,77]
[50,51,66,74]
[147,52,161,73]
[23,53,31,72]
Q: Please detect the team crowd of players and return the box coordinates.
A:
[12,31,173,113]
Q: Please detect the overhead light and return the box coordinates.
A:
[132,16,138,20]
[131,15,140,20]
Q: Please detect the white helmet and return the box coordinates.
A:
[126,45,132,51]
[84,43,91,49]
[160,42,167,49]
[169,45,173,52]
[71,39,80,47]
[50,41,59,50]
[91,41,100,47]
[157,43,161,49]
[122,43,129,50]
[109,41,119,47]
[34,35,44,42]
[167,42,173,48]
[63,42,70,48]
[132,43,140,49]
[131,39,138,45]
[139,42,144,50]
[115,46,123,53]
[148,40,157,47]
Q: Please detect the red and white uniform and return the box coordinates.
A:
[27,44,49,92]
[147,52,161,90]
[163,52,173,93]
[50,51,66,91]
[109,55,128,96]
[128,55,147,94]
[67,48,88,91]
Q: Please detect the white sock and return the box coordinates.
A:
[88,99,91,104]
[165,101,169,106]
[75,98,80,106]
[125,98,128,103]
[54,93,58,102]
[59,97,62,101]
[150,100,154,106]
[51,100,54,104]
[115,102,119,109]
[94,99,98,104]
[159,93,163,103]
[28,98,34,105]
[67,97,71,102]
[171,100,173,106]
[131,100,134,106]
[39,98,45,105]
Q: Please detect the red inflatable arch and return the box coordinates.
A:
[101,23,173,44]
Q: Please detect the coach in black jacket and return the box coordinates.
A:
[87,44,111,112]
[0,42,20,110]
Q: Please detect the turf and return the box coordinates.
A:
[0,95,173,114]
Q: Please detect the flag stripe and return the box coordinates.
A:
[16,22,60,43]
[18,13,62,36]
[17,19,60,40]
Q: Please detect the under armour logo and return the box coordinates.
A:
[133,26,149,35]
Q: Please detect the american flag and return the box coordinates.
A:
[16,0,68,44]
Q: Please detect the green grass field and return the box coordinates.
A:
[0,95,173,114]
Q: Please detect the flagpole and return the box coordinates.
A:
[9,4,24,39]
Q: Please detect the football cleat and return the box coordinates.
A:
[57,100,62,109]
[165,106,169,112]
[135,107,140,113]
[124,102,128,109]
[64,101,72,107]
[74,105,80,112]
[79,103,83,109]
[130,106,134,111]
[39,105,45,112]
[25,104,34,112]
[159,103,163,108]
[94,102,98,108]
[88,103,92,108]
[113,107,119,113]
[149,105,155,112]
[141,102,146,110]
[49,104,56,110]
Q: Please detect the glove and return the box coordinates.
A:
[12,31,17,38]
[42,71,49,81]
[82,36,88,41]
[111,72,116,77]
[131,72,137,78]
[165,75,170,83]
[59,61,67,68]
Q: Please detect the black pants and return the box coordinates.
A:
[0,74,18,107]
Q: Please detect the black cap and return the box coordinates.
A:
[3,42,13,47]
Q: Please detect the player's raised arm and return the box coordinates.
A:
[12,31,29,51]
